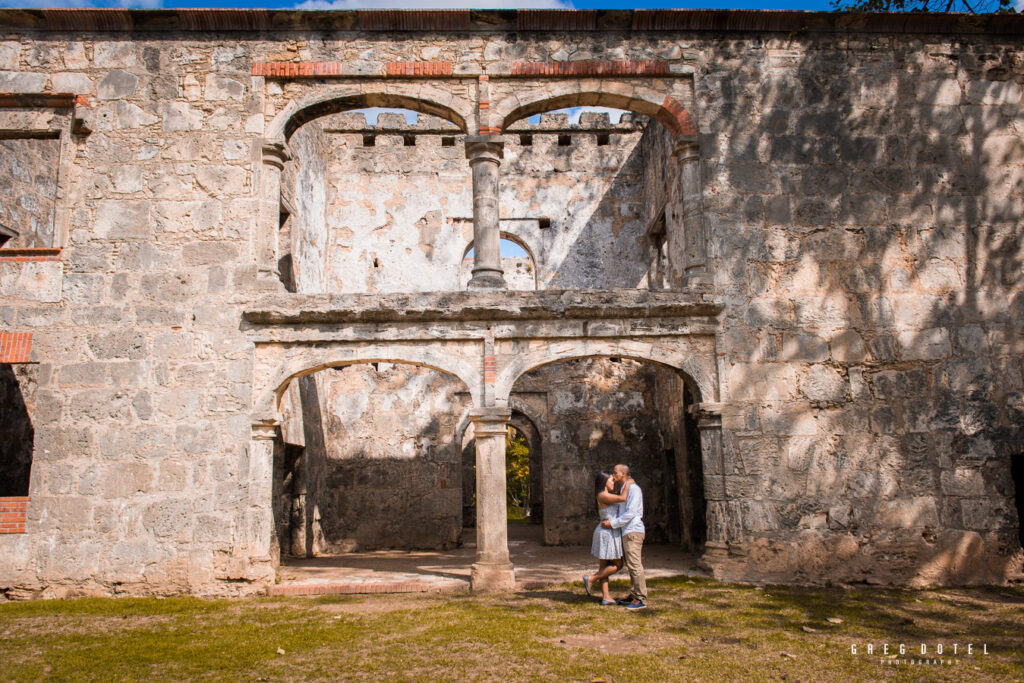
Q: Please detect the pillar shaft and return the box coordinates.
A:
[673,138,709,284]
[469,407,515,590]
[242,419,281,582]
[258,140,291,279]
[465,137,505,290]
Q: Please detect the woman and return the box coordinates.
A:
[584,471,631,604]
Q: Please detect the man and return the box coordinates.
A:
[602,464,646,610]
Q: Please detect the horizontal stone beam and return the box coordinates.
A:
[242,289,723,325]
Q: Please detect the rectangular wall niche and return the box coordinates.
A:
[0,135,61,249]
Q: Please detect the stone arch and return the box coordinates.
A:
[495,339,715,406]
[267,85,471,142]
[460,232,538,290]
[254,345,480,420]
[494,81,695,137]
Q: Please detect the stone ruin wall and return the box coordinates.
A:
[691,38,1024,585]
[0,136,59,248]
[0,18,1019,596]
[283,110,649,294]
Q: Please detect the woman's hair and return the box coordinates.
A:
[594,471,611,501]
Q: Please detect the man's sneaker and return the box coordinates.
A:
[625,599,647,610]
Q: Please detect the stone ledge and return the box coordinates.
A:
[243,289,723,325]
[0,9,1021,35]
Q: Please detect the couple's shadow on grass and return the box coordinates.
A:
[517,587,654,612]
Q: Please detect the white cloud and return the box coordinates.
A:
[297,0,572,8]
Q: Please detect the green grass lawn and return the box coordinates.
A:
[1,576,1022,682]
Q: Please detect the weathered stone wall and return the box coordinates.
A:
[0,137,60,249]
[0,15,1019,596]
[284,111,647,293]
[690,40,1024,585]
[312,363,469,551]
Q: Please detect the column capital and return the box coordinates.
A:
[261,139,292,169]
[251,417,281,440]
[672,135,700,161]
[465,136,504,164]
[688,401,723,429]
[469,407,512,435]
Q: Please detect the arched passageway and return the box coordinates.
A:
[271,360,472,558]
[507,355,707,552]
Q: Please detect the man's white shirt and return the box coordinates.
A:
[610,482,645,535]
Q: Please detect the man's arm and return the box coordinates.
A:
[609,486,641,530]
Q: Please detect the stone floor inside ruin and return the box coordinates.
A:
[270,524,705,596]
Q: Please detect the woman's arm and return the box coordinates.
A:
[597,480,630,505]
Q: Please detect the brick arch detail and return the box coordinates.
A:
[266,84,472,142]
[493,82,696,137]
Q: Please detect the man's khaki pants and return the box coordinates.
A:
[622,531,647,603]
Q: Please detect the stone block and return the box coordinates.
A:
[97,69,138,99]
[897,327,950,361]
[94,200,152,240]
[0,71,46,93]
[876,497,939,529]
[782,332,828,362]
[799,365,847,402]
[728,363,796,401]
[830,330,866,363]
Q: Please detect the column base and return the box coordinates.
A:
[467,272,505,289]
[697,541,729,573]
[470,561,516,591]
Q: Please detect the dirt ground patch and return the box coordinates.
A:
[551,633,664,656]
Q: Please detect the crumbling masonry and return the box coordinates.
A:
[0,8,1023,597]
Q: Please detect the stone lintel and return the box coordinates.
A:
[242,289,723,325]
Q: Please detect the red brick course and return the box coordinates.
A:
[0,497,28,534]
[511,60,669,77]
[0,248,62,261]
[252,62,348,78]
[386,61,453,77]
[0,93,79,109]
[0,332,32,363]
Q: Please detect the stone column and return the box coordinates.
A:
[692,403,728,572]
[470,407,515,590]
[240,418,280,582]
[465,137,505,290]
[673,138,709,285]
[257,140,291,280]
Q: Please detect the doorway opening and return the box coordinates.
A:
[1012,454,1024,549]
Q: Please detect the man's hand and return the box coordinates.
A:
[601,520,612,529]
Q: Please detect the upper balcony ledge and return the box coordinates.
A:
[242,289,722,325]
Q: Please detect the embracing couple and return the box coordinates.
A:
[584,464,647,610]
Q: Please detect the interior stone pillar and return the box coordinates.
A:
[241,419,280,582]
[258,140,291,280]
[465,137,505,290]
[470,407,515,590]
[673,138,710,285]
[692,403,728,571]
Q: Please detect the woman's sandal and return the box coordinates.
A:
[600,599,616,606]
[583,575,592,597]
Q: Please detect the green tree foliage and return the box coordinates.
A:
[505,427,530,520]
[831,0,1016,13]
